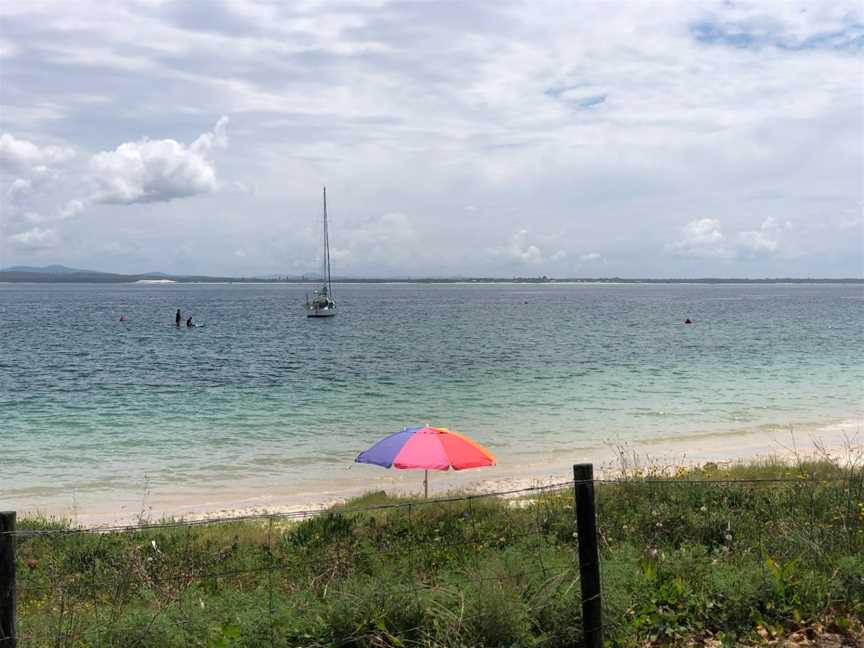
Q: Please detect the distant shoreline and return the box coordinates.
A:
[1,271,862,285]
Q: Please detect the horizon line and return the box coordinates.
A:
[1,267,862,283]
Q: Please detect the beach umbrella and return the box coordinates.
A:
[355,425,496,497]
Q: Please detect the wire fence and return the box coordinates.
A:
[3,469,863,647]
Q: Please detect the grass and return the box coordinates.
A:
[12,456,864,647]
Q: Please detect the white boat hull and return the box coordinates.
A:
[307,307,336,318]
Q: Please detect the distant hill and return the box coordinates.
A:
[0,269,241,283]
[1,264,102,274]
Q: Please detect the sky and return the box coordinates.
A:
[0,0,862,278]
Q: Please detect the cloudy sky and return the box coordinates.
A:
[0,1,862,277]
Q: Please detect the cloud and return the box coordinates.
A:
[579,252,602,263]
[490,229,544,265]
[8,225,60,250]
[88,116,228,204]
[0,2,860,276]
[669,218,730,259]
[330,211,419,271]
[58,199,85,220]
[6,178,31,201]
[737,217,781,255]
[671,217,792,260]
[0,133,75,172]
[1,119,229,256]
[191,115,229,154]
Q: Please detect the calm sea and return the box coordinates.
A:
[1,282,862,517]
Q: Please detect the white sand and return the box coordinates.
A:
[30,416,861,529]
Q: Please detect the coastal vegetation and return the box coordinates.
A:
[14,457,864,647]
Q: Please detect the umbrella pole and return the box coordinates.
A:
[424,469,428,499]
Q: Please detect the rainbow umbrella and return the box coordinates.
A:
[355,425,496,497]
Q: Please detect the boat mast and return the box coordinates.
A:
[323,186,332,298]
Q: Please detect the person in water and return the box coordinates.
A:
[684,318,692,324]
[175,309,181,327]
[186,316,193,328]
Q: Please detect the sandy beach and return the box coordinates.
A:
[27,415,861,528]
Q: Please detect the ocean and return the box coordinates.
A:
[1,282,862,522]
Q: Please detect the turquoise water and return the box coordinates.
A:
[1,282,862,514]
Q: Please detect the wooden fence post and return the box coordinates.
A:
[574,464,603,648]
[0,511,16,648]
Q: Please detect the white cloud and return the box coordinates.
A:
[88,116,228,204]
[670,218,730,258]
[686,218,724,246]
[191,115,228,154]
[671,216,792,261]
[0,133,74,172]
[0,136,41,168]
[0,2,860,276]
[6,178,31,201]
[0,134,79,248]
[9,226,60,250]
[737,217,780,255]
[1,118,230,256]
[579,252,602,263]
[490,229,544,265]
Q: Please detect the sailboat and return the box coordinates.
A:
[305,187,337,318]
